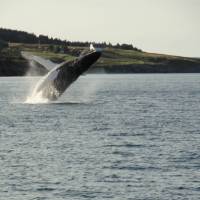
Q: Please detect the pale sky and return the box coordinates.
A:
[0,0,200,57]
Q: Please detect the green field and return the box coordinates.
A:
[9,43,189,65]
[1,42,200,76]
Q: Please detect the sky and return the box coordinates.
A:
[0,0,199,57]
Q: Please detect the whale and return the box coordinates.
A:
[22,46,101,101]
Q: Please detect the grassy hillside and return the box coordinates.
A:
[0,43,200,76]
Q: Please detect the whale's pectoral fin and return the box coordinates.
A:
[21,51,57,71]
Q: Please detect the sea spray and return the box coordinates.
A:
[23,69,49,104]
[23,75,103,104]
[62,74,104,103]
[21,51,50,104]
[25,91,49,104]
[24,76,50,104]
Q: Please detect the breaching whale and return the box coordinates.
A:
[22,46,102,101]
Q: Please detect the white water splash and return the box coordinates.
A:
[25,91,49,104]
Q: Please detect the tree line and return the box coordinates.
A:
[0,39,8,52]
[0,28,142,51]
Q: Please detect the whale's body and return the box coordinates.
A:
[22,49,101,101]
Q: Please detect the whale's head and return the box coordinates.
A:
[75,49,102,74]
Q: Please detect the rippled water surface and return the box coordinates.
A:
[0,74,200,200]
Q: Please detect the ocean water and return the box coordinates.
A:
[0,74,200,200]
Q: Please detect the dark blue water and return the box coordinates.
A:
[0,74,200,200]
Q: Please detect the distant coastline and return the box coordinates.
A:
[1,28,200,76]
